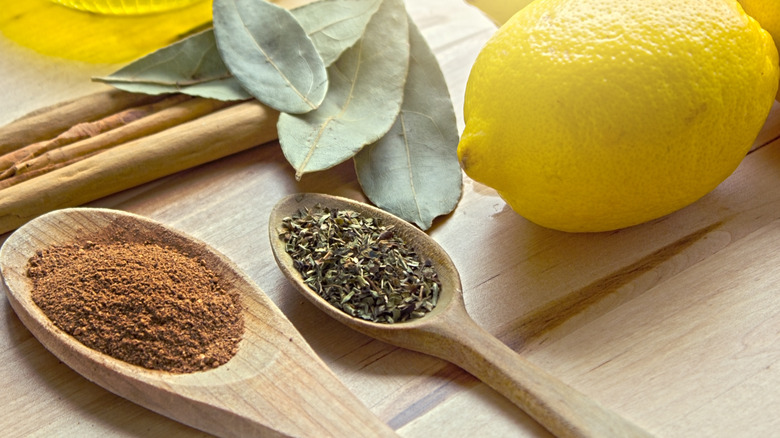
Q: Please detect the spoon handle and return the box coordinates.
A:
[427,313,651,438]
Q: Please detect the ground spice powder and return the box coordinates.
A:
[27,241,244,373]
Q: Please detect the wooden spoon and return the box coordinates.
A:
[269,193,652,438]
[0,207,397,438]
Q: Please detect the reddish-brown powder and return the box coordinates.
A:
[27,241,244,373]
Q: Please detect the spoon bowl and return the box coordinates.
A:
[269,192,465,344]
[0,207,396,438]
[269,193,651,438]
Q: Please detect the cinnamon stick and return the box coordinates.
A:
[0,89,167,156]
[0,101,280,235]
[0,94,193,177]
[1,96,238,182]
[0,155,94,190]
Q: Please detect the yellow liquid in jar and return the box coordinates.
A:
[50,0,206,15]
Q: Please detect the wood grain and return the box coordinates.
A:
[1,208,397,438]
[1,0,779,437]
[269,193,650,438]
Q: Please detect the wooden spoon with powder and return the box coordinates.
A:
[0,207,397,438]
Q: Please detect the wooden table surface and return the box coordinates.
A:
[2,1,780,437]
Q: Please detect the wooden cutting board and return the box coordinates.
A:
[1,0,779,436]
[519,219,780,437]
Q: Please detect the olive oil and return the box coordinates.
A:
[51,0,205,15]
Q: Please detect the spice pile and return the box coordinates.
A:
[279,205,440,323]
[27,241,244,373]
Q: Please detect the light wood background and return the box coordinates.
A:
[2,1,779,436]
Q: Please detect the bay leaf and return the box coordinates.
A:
[93,29,251,101]
[213,0,328,114]
[292,0,382,66]
[278,0,409,179]
[354,15,462,230]
[95,1,380,102]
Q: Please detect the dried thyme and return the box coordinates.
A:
[279,205,440,323]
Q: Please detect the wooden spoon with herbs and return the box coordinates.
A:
[268,193,651,438]
[0,207,397,438]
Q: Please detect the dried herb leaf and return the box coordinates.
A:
[354,16,462,230]
[93,30,251,101]
[280,205,440,324]
[94,0,377,102]
[213,0,328,114]
[292,0,383,66]
[278,0,409,179]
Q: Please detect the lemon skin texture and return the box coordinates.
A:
[457,0,780,233]
[738,0,780,100]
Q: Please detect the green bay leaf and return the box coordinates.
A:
[93,30,251,101]
[292,0,382,67]
[94,1,380,102]
[354,15,462,230]
[213,0,328,114]
[278,0,410,179]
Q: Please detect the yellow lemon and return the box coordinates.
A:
[738,0,780,100]
[457,0,779,233]
[0,0,212,63]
